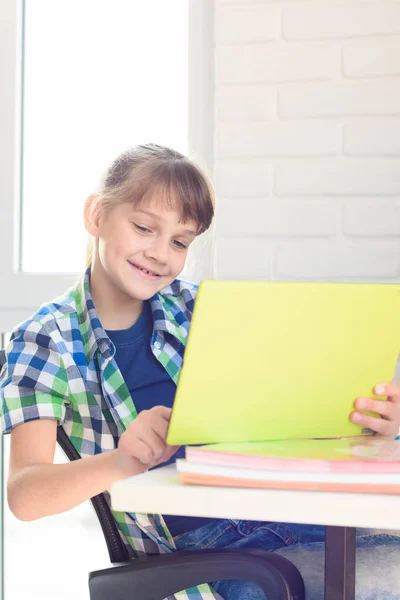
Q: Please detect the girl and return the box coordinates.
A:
[1,143,400,600]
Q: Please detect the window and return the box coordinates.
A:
[0,2,213,598]
[22,0,189,274]
[0,0,213,332]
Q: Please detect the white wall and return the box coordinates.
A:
[213,0,400,282]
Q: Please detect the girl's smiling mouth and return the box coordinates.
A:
[128,261,162,279]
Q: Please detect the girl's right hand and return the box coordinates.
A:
[116,406,178,476]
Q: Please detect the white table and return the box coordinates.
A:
[111,465,400,600]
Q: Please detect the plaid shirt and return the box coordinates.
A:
[0,269,221,600]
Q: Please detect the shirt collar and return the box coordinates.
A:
[71,268,112,363]
[149,285,189,346]
[72,268,189,364]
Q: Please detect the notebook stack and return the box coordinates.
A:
[176,439,400,495]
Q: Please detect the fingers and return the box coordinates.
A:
[145,407,171,440]
[151,405,173,421]
[130,438,158,465]
[160,445,180,463]
[354,397,396,420]
[136,427,167,464]
[374,382,400,402]
[351,394,400,437]
[352,381,400,439]
[350,410,397,437]
[119,406,173,466]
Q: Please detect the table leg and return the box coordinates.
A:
[324,525,356,600]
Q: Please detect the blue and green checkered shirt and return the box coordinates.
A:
[0,269,221,600]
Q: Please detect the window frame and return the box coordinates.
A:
[0,3,214,598]
[0,0,214,333]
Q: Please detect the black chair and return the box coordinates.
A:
[0,348,305,600]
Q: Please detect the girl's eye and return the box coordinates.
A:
[134,224,151,233]
[173,240,188,250]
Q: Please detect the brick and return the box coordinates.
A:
[215,5,278,43]
[214,237,275,279]
[218,0,310,3]
[283,5,400,40]
[216,44,337,84]
[344,122,400,156]
[217,0,330,4]
[279,82,400,118]
[216,122,340,158]
[343,200,400,236]
[215,160,271,197]
[275,241,400,280]
[343,41,400,78]
[215,198,337,237]
[215,86,277,121]
[275,160,400,196]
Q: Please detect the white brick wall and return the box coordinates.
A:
[213,0,400,281]
[282,5,400,40]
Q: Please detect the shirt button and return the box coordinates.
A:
[154,341,162,349]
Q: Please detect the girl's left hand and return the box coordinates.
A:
[350,382,400,439]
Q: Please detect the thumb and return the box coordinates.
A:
[161,445,180,464]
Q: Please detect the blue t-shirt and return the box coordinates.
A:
[106,301,213,537]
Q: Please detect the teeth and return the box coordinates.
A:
[138,265,157,276]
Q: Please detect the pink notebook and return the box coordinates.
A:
[185,439,400,474]
[177,468,400,495]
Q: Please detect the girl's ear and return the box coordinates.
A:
[84,194,102,236]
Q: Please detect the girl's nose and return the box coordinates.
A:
[144,238,169,264]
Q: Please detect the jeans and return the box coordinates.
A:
[174,520,400,600]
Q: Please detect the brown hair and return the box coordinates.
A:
[86,143,215,267]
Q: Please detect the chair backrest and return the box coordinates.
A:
[0,348,129,564]
[56,427,130,563]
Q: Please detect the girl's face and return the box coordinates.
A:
[90,194,198,302]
